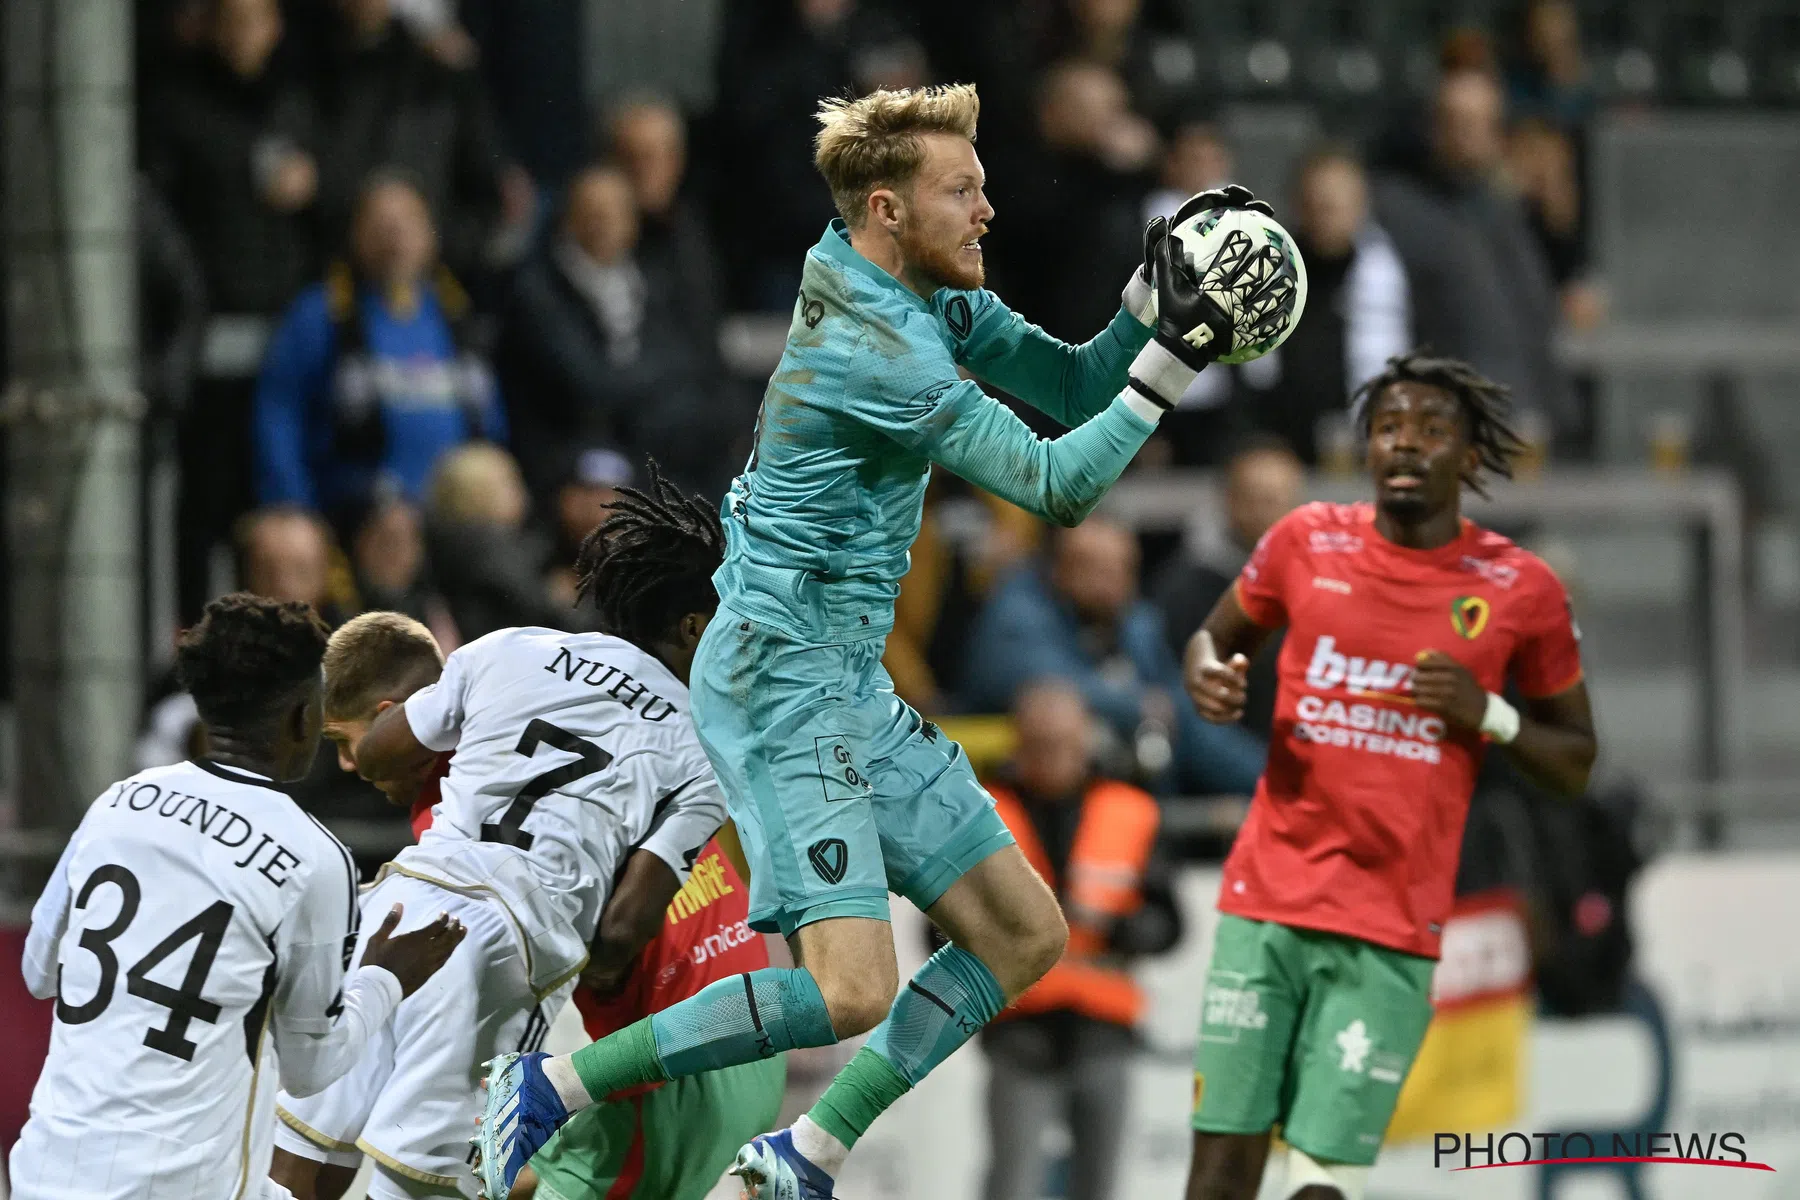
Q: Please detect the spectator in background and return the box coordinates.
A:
[344,488,460,649]
[135,506,347,770]
[1508,0,1594,134]
[308,0,526,283]
[713,0,929,308]
[1150,436,1303,739]
[138,178,209,421]
[963,518,1265,796]
[1509,119,1605,330]
[1234,147,1411,462]
[607,97,726,361]
[425,442,556,639]
[885,478,1043,714]
[1373,70,1570,436]
[498,165,729,502]
[145,0,316,317]
[996,61,1157,338]
[462,0,586,190]
[1505,0,1595,327]
[980,681,1176,1200]
[136,0,213,110]
[254,171,505,523]
[235,506,349,624]
[1138,119,1237,463]
[1143,118,1232,224]
[231,508,399,825]
[145,0,321,620]
[385,0,480,68]
[1033,0,1197,127]
[542,445,634,620]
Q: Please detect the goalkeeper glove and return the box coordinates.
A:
[1120,214,1168,328]
[1171,182,1275,225]
[1126,228,1232,411]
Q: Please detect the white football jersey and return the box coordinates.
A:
[396,627,727,992]
[10,759,402,1200]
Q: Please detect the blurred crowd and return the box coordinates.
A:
[114,3,1667,1193]
[132,0,1608,810]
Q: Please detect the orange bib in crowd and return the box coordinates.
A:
[991,780,1160,1027]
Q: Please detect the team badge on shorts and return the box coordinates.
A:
[808,838,849,885]
[1450,596,1490,640]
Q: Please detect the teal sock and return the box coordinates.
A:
[808,945,1005,1148]
[571,967,836,1100]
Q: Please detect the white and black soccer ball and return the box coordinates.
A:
[1168,205,1308,365]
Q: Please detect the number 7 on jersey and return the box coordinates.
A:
[481,719,613,849]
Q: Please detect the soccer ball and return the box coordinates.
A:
[1168,204,1308,365]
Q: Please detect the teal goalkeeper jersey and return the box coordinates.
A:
[717,220,1157,644]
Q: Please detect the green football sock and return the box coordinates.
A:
[568,1014,666,1101]
[808,1048,911,1150]
[807,944,1006,1149]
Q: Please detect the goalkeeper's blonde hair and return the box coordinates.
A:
[814,84,980,227]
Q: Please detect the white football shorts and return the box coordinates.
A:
[273,870,575,1198]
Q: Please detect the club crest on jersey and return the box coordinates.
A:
[944,294,972,339]
[1450,596,1490,640]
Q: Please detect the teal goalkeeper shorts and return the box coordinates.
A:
[689,607,1015,936]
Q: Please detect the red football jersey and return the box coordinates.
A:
[1223,502,1583,958]
[406,756,764,1033]
[410,753,451,840]
[575,840,766,1040]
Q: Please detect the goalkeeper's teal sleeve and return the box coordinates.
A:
[845,344,1162,529]
[954,298,1154,428]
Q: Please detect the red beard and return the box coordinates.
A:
[899,222,984,292]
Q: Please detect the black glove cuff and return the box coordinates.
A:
[1126,376,1179,412]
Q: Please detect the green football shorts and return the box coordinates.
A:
[1191,913,1436,1166]
[688,609,1015,937]
[527,1054,786,1200]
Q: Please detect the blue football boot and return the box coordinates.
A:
[729,1129,837,1200]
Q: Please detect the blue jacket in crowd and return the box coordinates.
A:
[253,275,505,515]
[962,566,1266,796]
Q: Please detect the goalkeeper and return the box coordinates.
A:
[478,82,1267,1200]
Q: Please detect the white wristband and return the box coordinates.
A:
[1127,339,1197,409]
[1122,388,1169,424]
[1480,691,1521,745]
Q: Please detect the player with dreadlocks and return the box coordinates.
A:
[272,463,745,1200]
[509,467,784,1200]
[1175,351,1597,1200]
